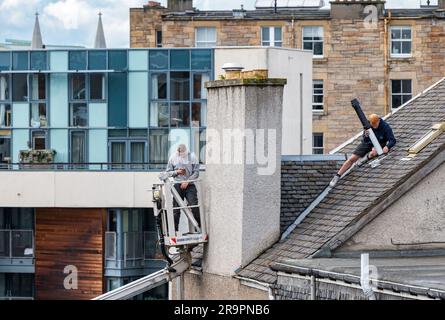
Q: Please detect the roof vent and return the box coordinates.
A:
[233,5,247,18]
[255,0,325,9]
[407,122,445,158]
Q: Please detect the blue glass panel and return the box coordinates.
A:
[69,51,87,70]
[149,50,168,70]
[108,73,128,127]
[88,50,107,70]
[30,51,48,70]
[170,50,190,70]
[12,52,28,70]
[0,52,10,71]
[191,50,212,70]
[108,50,127,70]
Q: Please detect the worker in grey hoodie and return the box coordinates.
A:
[165,144,200,232]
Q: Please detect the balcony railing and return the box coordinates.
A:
[0,230,34,259]
[0,162,168,172]
[0,296,34,301]
[105,231,161,269]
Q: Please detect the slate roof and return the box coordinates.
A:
[158,8,443,21]
[280,156,344,234]
[237,77,445,285]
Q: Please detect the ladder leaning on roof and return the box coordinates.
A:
[93,174,208,300]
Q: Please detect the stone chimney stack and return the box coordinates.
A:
[330,0,386,19]
[167,0,193,11]
[203,72,286,276]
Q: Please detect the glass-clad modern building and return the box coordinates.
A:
[0,48,212,169]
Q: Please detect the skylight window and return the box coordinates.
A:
[407,123,445,157]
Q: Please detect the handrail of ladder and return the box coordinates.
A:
[92,255,191,300]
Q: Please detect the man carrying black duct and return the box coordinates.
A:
[329,100,397,188]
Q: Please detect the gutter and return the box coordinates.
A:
[233,275,275,299]
[272,263,444,300]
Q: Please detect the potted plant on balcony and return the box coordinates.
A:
[19,149,57,169]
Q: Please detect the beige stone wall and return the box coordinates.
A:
[129,8,445,152]
[130,8,166,48]
[171,272,269,300]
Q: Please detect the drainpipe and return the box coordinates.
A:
[360,253,377,300]
[383,10,392,115]
[176,274,184,300]
[291,18,296,48]
[300,73,304,155]
[310,275,317,300]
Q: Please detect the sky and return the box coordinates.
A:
[0,0,437,48]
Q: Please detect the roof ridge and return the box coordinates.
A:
[329,77,445,155]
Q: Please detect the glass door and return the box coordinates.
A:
[130,141,146,170]
[110,141,126,170]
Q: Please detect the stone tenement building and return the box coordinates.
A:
[130,0,445,153]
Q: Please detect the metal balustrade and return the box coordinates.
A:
[105,231,160,269]
[0,163,168,172]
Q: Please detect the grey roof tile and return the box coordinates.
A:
[237,78,445,285]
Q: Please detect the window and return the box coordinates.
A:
[0,273,34,300]
[170,50,190,70]
[108,50,127,70]
[109,139,146,169]
[0,104,11,127]
[171,103,190,127]
[193,73,210,100]
[90,73,105,100]
[391,26,412,57]
[70,131,87,164]
[303,26,324,57]
[149,129,169,165]
[12,52,28,70]
[156,30,163,48]
[312,80,324,112]
[30,74,46,101]
[261,26,282,47]
[110,141,126,164]
[150,102,169,128]
[30,103,47,128]
[195,27,217,48]
[149,50,168,70]
[191,50,212,70]
[70,74,86,100]
[391,79,412,109]
[170,72,190,101]
[0,52,10,71]
[0,137,11,164]
[12,74,28,102]
[69,51,87,70]
[30,51,47,70]
[313,133,324,155]
[70,103,88,127]
[151,73,167,100]
[0,75,9,100]
[31,131,47,150]
[192,102,206,127]
[88,50,107,70]
[130,141,146,165]
[193,129,206,164]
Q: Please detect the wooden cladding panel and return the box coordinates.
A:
[35,208,105,300]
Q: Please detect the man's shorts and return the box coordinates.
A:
[353,142,373,158]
